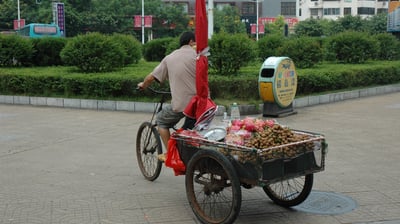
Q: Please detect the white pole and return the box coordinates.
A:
[256,0,259,41]
[17,0,21,29]
[141,0,145,44]
[208,0,214,39]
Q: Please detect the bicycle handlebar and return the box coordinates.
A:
[146,86,171,95]
[136,85,171,95]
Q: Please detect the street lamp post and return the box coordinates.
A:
[141,0,145,44]
[208,0,214,39]
[17,0,21,29]
[256,0,259,41]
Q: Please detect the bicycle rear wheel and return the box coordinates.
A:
[136,122,163,181]
[263,174,313,207]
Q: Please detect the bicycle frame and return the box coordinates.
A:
[146,87,171,128]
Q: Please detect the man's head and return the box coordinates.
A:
[179,31,195,47]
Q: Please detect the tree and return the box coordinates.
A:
[151,4,191,39]
[264,15,286,36]
[213,5,246,34]
[294,18,324,37]
[365,13,388,35]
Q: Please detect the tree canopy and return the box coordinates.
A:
[0,0,191,38]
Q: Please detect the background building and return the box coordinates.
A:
[298,0,389,20]
[162,0,388,21]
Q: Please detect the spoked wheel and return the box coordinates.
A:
[185,149,241,224]
[263,174,313,207]
[136,122,163,181]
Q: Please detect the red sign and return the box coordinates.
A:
[250,24,265,34]
[259,17,299,28]
[134,15,153,28]
[13,19,25,30]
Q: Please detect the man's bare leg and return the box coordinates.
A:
[158,127,170,161]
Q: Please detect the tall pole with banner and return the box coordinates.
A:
[53,2,66,37]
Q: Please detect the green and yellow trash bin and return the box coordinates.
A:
[258,57,297,117]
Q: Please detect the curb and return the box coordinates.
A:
[1,83,399,116]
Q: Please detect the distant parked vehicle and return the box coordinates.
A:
[0,30,16,36]
[17,23,61,38]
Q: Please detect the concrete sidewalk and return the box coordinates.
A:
[1,92,400,224]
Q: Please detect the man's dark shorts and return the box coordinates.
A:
[156,105,184,129]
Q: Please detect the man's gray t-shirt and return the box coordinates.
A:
[151,45,197,112]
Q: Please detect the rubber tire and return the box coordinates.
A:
[136,122,163,181]
[185,149,242,224]
[263,174,313,207]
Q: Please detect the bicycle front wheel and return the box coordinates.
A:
[136,122,163,181]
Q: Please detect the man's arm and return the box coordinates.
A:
[137,73,156,89]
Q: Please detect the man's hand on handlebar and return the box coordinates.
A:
[137,82,145,90]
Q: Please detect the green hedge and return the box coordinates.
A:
[0,35,33,66]
[31,37,67,66]
[1,61,399,101]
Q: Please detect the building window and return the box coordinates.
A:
[242,2,256,15]
[177,3,189,14]
[344,7,351,15]
[377,8,388,14]
[310,8,319,16]
[323,8,340,15]
[215,3,235,11]
[357,7,375,15]
[165,2,189,14]
[281,2,296,16]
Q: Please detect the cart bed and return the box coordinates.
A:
[174,130,327,186]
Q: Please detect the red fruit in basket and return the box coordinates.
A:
[231,119,244,127]
[229,125,242,132]
[243,121,256,132]
[265,119,275,128]
[254,119,265,132]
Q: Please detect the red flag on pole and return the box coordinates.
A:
[183,0,217,129]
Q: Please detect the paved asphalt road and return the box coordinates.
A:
[1,92,399,224]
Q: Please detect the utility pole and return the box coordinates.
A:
[256,0,259,41]
[17,0,21,29]
[141,0,145,44]
[208,0,214,39]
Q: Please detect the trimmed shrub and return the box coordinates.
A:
[277,37,324,68]
[209,32,256,75]
[165,37,179,55]
[142,37,174,61]
[257,34,285,61]
[0,35,33,67]
[326,31,379,63]
[31,37,67,66]
[60,32,125,72]
[111,34,142,65]
[373,33,400,60]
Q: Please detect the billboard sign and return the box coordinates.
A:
[259,17,299,29]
